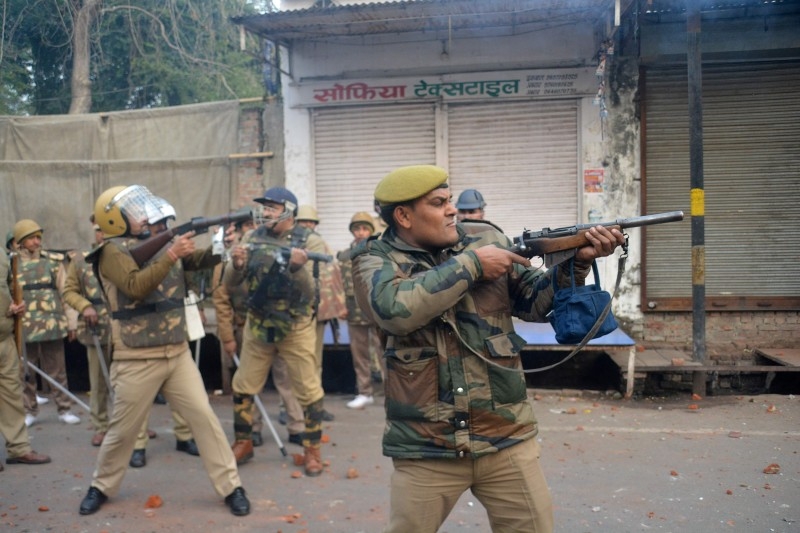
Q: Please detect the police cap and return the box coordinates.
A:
[374,165,449,207]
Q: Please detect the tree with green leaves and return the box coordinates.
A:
[0,0,270,115]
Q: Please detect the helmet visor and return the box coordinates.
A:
[146,197,176,225]
[106,185,166,230]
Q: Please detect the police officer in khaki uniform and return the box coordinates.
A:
[78,185,249,516]
[126,202,200,468]
[0,250,51,467]
[226,187,328,477]
[61,218,112,446]
[13,219,81,426]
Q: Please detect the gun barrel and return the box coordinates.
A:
[130,209,254,266]
[510,210,685,260]
[306,251,333,263]
[192,210,253,232]
[612,210,685,230]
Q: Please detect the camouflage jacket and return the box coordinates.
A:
[337,241,372,326]
[351,220,588,459]
[314,234,346,322]
[18,248,69,342]
[224,224,326,344]
[61,251,111,346]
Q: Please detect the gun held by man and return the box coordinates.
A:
[509,211,684,268]
[129,209,254,267]
[241,243,333,269]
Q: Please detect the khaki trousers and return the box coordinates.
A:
[91,348,240,498]
[22,339,72,415]
[385,439,553,533]
[0,336,32,457]
[348,323,373,397]
[233,315,323,408]
[135,409,192,449]
[86,344,112,433]
[270,357,305,434]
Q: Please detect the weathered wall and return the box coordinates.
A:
[232,100,285,208]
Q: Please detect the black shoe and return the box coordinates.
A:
[175,438,200,456]
[322,409,336,422]
[79,487,107,515]
[251,431,263,447]
[278,410,287,425]
[224,487,250,516]
[288,433,303,446]
[129,449,146,468]
[154,393,166,404]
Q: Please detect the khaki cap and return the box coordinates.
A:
[374,165,448,206]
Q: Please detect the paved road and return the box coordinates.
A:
[2,389,798,532]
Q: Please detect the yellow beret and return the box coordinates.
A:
[374,165,449,206]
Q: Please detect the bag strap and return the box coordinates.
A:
[448,240,629,374]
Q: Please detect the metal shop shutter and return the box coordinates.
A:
[313,103,436,253]
[644,62,800,309]
[447,100,578,240]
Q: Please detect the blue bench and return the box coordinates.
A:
[324,320,637,397]
[324,320,635,348]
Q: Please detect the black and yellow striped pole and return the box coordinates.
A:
[687,1,706,396]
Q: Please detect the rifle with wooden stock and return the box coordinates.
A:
[508,211,685,267]
[129,210,254,267]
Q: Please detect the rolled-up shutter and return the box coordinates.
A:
[313,103,436,253]
[644,62,800,310]
[447,100,579,238]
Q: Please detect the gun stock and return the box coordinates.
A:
[510,210,684,267]
[129,210,253,267]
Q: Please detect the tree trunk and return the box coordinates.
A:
[69,0,102,114]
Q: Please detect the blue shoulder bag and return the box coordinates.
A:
[549,258,620,345]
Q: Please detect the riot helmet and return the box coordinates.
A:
[455,189,486,210]
[94,185,165,238]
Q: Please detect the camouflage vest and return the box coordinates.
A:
[20,251,67,342]
[315,236,347,322]
[73,252,111,346]
[337,243,371,326]
[111,237,187,348]
[245,224,314,342]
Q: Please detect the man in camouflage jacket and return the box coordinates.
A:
[225,187,328,477]
[13,219,80,426]
[351,165,625,533]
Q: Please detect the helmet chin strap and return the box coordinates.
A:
[263,208,293,229]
